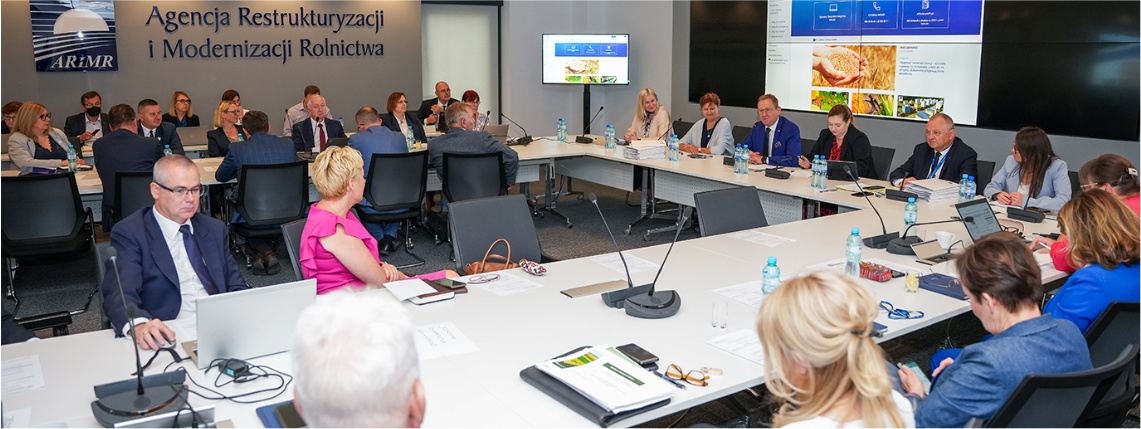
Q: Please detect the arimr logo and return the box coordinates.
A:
[31,0,118,72]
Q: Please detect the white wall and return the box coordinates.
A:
[422,3,499,119]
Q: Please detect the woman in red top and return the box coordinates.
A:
[1031,154,1140,272]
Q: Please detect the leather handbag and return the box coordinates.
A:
[464,239,519,274]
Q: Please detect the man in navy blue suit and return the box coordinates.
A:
[889,113,978,190]
[742,94,802,167]
[349,107,409,254]
[291,95,346,152]
[102,155,248,350]
[93,104,162,232]
[136,98,184,155]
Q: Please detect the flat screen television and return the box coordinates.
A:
[542,34,630,85]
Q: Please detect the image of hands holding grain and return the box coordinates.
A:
[812,45,868,86]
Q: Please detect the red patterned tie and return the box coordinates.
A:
[318,122,326,150]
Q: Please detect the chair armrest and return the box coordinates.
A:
[16,311,72,332]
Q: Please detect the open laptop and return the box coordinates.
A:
[954,198,1003,242]
[912,239,952,265]
[484,124,509,144]
[190,279,316,369]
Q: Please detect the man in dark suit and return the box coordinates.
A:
[93,104,162,232]
[291,95,346,152]
[742,94,802,167]
[102,155,248,350]
[428,103,519,211]
[136,98,184,155]
[63,91,111,151]
[350,107,410,254]
[889,113,978,190]
[417,81,460,132]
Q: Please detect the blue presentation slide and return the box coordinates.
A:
[554,43,628,58]
[791,0,982,37]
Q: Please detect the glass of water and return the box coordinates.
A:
[711,302,728,328]
[905,271,921,293]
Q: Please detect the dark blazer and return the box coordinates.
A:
[215,132,298,182]
[889,137,977,186]
[138,122,185,155]
[291,118,347,152]
[807,126,876,179]
[206,125,248,158]
[2,308,35,345]
[417,97,460,132]
[93,129,161,231]
[741,116,802,167]
[162,113,200,127]
[381,112,428,143]
[428,128,520,185]
[102,207,248,333]
[63,112,111,139]
[1,122,10,134]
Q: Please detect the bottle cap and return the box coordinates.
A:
[963,174,968,179]
[767,256,777,265]
[969,176,975,180]
[852,227,860,234]
[908,197,915,203]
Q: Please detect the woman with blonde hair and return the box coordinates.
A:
[6,101,86,170]
[623,88,670,141]
[757,272,913,428]
[162,91,199,127]
[206,100,247,157]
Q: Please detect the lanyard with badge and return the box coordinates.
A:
[927,152,948,179]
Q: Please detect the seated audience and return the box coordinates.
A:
[63,90,110,150]
[102,155,249,350]
[7,101,86,170]
[291,95,346,152]
[2,101,22,134]
[206,100,248,157]
[162,91,199,127]
[1041,189,1139,332]
[679,92,733,156]
[983,126,1070,212]
[802,104,875,178]
[299,147,454,294]
[221,89,249,124]
[349,107,409,254]
[623,87,670,141]
[889,113,978,189]
[292,290,426,427]
[428,102,520,187]
[418,81,459,132]
[743,94,801,167]
[382,92,427,143]
[93,104,161,231]
[461,90,490,131]
[758,272,914,428]
[284,85,333,137]
[898,232,1091,427]
[136,98,184,154]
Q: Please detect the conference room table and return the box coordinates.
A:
[1,133,1068,427]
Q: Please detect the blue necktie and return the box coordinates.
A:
[179,225,219,295]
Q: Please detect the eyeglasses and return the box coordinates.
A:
[757,108,777,114]
[155,182,205,198]
[665,364,708,387]
[39,112,52,121]
[1080,182,1106,190]
[466,274,500,284]
[177,99,191,104]
[3,115,16,120]
[82,102,101,108]
[225,110,242,115]
[880,301,924,320]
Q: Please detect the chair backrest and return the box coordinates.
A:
[280,219,307,281]
[1,173,85,248]
[693,187,768,237]
[1069,170,1082,197]
[985,344,1140,428]
[731,126,751,144]
[448,194,542,273]
[870,146,895,180]
[113,171,155,223]
[364,151,428,212]
[976,159,996,189]
[236,161,309,227]
[1085,301,1140,368]
[673,120,695,139]
[93,242,113,329]
[441,152,507,204]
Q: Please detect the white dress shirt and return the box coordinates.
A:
[83,116,102,148]
[123,210,210,336]
[140,125,157,138]
[397,114,410,137]
[310,117,328,152]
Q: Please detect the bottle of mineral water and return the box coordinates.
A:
[733,145,744,174]
[818,155,829,190]
[605,125,616,149]
[845,227,862,276]
[66,144,78,172]
[966,176,977,201]
[762,257,781,295]
[668,134,680,162]
[737,144,749,175]
[811,155,822,189]
[557,118,567,142]
[163,144,173,157]
[958,174,969,203]
[904,197,918,236]
[405,126,415,151]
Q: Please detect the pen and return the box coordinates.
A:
[655,371,686,389]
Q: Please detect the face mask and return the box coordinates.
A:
[85,106,101,117]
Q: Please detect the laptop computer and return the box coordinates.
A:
[484,124,509,144]
[954,198,1003,242]
[912,239,952,265]
[191,279,316,369]
[826,160,858,181]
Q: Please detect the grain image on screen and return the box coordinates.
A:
[811,91,850,111]
[811,45,897,91]
[897,95,944,120]
[852,93,895,117]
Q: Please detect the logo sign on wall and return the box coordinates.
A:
[31,0,118,72]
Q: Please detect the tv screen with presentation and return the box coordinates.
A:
[542,34,630,85]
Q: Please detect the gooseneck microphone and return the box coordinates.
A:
[886,217,974,255]
[657,117,681,141]
[622,206,691,319]
[843,165,899,249]
[576,106,605,143]
[499,112,532,145]
[588,193,634,289]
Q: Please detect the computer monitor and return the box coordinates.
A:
[193,279,316,369]
[826,160,858,181]
[955,198,1002,242]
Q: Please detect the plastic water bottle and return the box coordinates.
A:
[762,257,781,295]
[904,197,918,236]
[737,145,749,175]
[845,227,862,276]
[605,125,616,149]
[668,134,681,162]
[966,176,977,201]
[732,145,743,174]
[810,155,821,189]
[818,155,829,190]
[557,118,567,142]
[163,144,173,156]
[66,144,77,172]
[338,116,344,127]
[958,174,969,202]
[405,126,415,151]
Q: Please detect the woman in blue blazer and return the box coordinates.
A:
[983,126,1070,212]
[381,92,427,143]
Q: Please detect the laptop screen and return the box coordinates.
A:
[955,198,1002,241]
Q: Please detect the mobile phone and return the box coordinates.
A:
[91,129,100,136]
[434,278,467,289]
[273,401,307,428]
[898,362,932,394]
[616,343,659,367]
[687,154,710,159]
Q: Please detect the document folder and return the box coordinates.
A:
[520,364,670,427]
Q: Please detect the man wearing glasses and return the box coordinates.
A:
[417,81,459,132]
[283,85,334,137]
[741,94,802,167]
[291,94,346,152]
[92,104,163,232]
[102,154,248,351]
[63,91,112,150]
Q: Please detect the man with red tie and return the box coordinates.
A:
[291,94,346,152]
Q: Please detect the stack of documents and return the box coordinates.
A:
[535,345,673,413]
[623,142,666,160]
[905,179,960,202]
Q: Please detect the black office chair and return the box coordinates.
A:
[731,126,751,145]
[800,138,816,153]
[976,160,996,190]
[279,219,307,281]
[1,173,97,310]
[673,120,695,139]
[693,187,768,237]
[93,242,114,330]
[967,344,1140,428]
[448,194,554,274]
[231,161,309,264]
[357,152,428,269]
[1081,301,1141,427]
[870,146,895,180]
[441,152,508,204]
[112,171,154,225]
[1069,170,1082,197]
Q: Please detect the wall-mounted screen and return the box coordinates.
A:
[542,34,630,85]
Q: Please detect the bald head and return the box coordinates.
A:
[925,113,956,152]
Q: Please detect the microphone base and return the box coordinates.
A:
[514,136,533,145]
[863,232,900,249]
[886,236,923,255]
[91,384,186,427]
[624,290,681,319]
[574,135,595,144]
[602,284,653,308]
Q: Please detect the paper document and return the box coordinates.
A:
[706,330,766,368]
[790,169,813,178]
[536,345,673,413]
[836,182,877,193]
[168,317,198,342]
[1033,251,1053,267]
[803,258,847,274]
[467,272,544,297]
[727,230,795,247]
[713,277,790,309]
[2,407,31,428]
[414,322,479,361]
[385,278,438,301]
[1,355,46,396]
[591,252,659,274]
